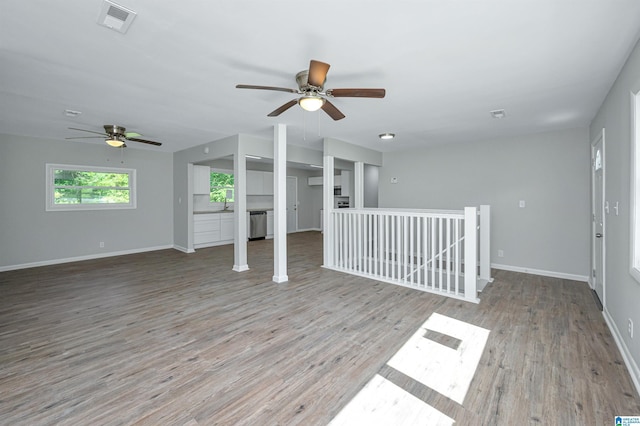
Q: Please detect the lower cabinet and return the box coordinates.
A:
[266,210,274,239]
[193,213,235,248]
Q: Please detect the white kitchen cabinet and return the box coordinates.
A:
[263,172,274,195]
[340,170,351,197]
[247,170,274,195]
[266,210,274,238]
[193,213,220,247]
[220,214,234,241]
[193,165,211,195]
[246,170,263,195]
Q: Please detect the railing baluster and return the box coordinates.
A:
[324,208,481,304]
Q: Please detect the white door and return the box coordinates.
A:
[591,130,605,307]
[287,176,298,233]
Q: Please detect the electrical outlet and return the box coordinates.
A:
[629,319,634,338]
[497,249,504,258]
[99,241,105,248]
[519,200,526,208]
[390,177,398,184]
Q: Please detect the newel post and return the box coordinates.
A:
[464,207,479,302]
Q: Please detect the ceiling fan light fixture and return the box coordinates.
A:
[298,95,325,112]
[106,137,124,147]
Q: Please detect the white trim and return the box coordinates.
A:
[232,264,249,272]
[491,263,589,282]
[46,163,136,211]
[630,91,640,283]
[591,129,607,306]
[173,244,194,254]
[603,308,640,397]
[0,245,173,272]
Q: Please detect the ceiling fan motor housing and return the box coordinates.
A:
[104,124,126,137]
[296,70,324,93]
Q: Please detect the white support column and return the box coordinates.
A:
[323,155,335,267]
[273,124,288,283]
[354,161,364,209]
[479,205,493,283]
[464,207,479,302]
[233,151,249,272]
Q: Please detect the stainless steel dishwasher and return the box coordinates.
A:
[249,211,267,240]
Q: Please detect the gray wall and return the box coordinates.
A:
[0,134,174,270]
[590,38,640,385]
[379,127,590,278]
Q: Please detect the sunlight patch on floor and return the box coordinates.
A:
[329,313,490,425]
[388,312,490,404]
[328,374,455,426]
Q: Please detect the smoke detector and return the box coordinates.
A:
[97,0,137,34]
[490,109,506,119]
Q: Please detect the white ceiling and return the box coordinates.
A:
[1,0,639,154]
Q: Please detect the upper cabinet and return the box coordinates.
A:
[247,171,274,195]
[193,165,211,195]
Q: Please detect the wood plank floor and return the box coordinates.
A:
[1,231,638,425]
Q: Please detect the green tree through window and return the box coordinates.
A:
[210,172,234,202]
[46,164,136,211]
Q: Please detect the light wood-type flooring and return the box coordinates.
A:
[1,231,639,425]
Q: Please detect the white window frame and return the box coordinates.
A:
[631,91,640,283]
[46,163,136,211]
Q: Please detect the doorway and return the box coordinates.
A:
[287,176,298,233]
[591,128,605,308]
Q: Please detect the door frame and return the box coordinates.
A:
[286,176,298,233]
[590,128,606,307]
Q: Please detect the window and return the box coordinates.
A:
[46,164,136,211]
[210,171,234,203]
[632,92,640,282]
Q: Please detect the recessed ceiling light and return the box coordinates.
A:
[490,109,506,119]
[63,109,82,117]
[379,133,395,140]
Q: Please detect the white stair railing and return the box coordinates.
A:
[325,206,491,303]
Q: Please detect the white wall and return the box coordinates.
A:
[590,38,640,390]
[379,127,590,279]
[0,134,174,270]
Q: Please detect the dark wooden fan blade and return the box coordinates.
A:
[236,84,298,94]
[126,137,162,146]
[267,100,298,117]
[308,60,330,87]
[68,127,107,136]
[327,88,386,98]
[321,100,346,121]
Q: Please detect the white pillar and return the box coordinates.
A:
[479,205,493,282]
[464,206,479,302]
[273,124,288,283]
[323,155,335,267]
[233,151,249,272]
[354,161,364,209]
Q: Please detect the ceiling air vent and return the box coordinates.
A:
[97,0,137,34]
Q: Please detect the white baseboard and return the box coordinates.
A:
[0,245,174,272]
[603,308,640,397]
[491,263,589,282]
[173,245,194,254]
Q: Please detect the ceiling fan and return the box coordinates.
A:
[236,60,386,121]
[66,125,162,147]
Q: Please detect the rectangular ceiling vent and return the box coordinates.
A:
[97,0,137,34]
